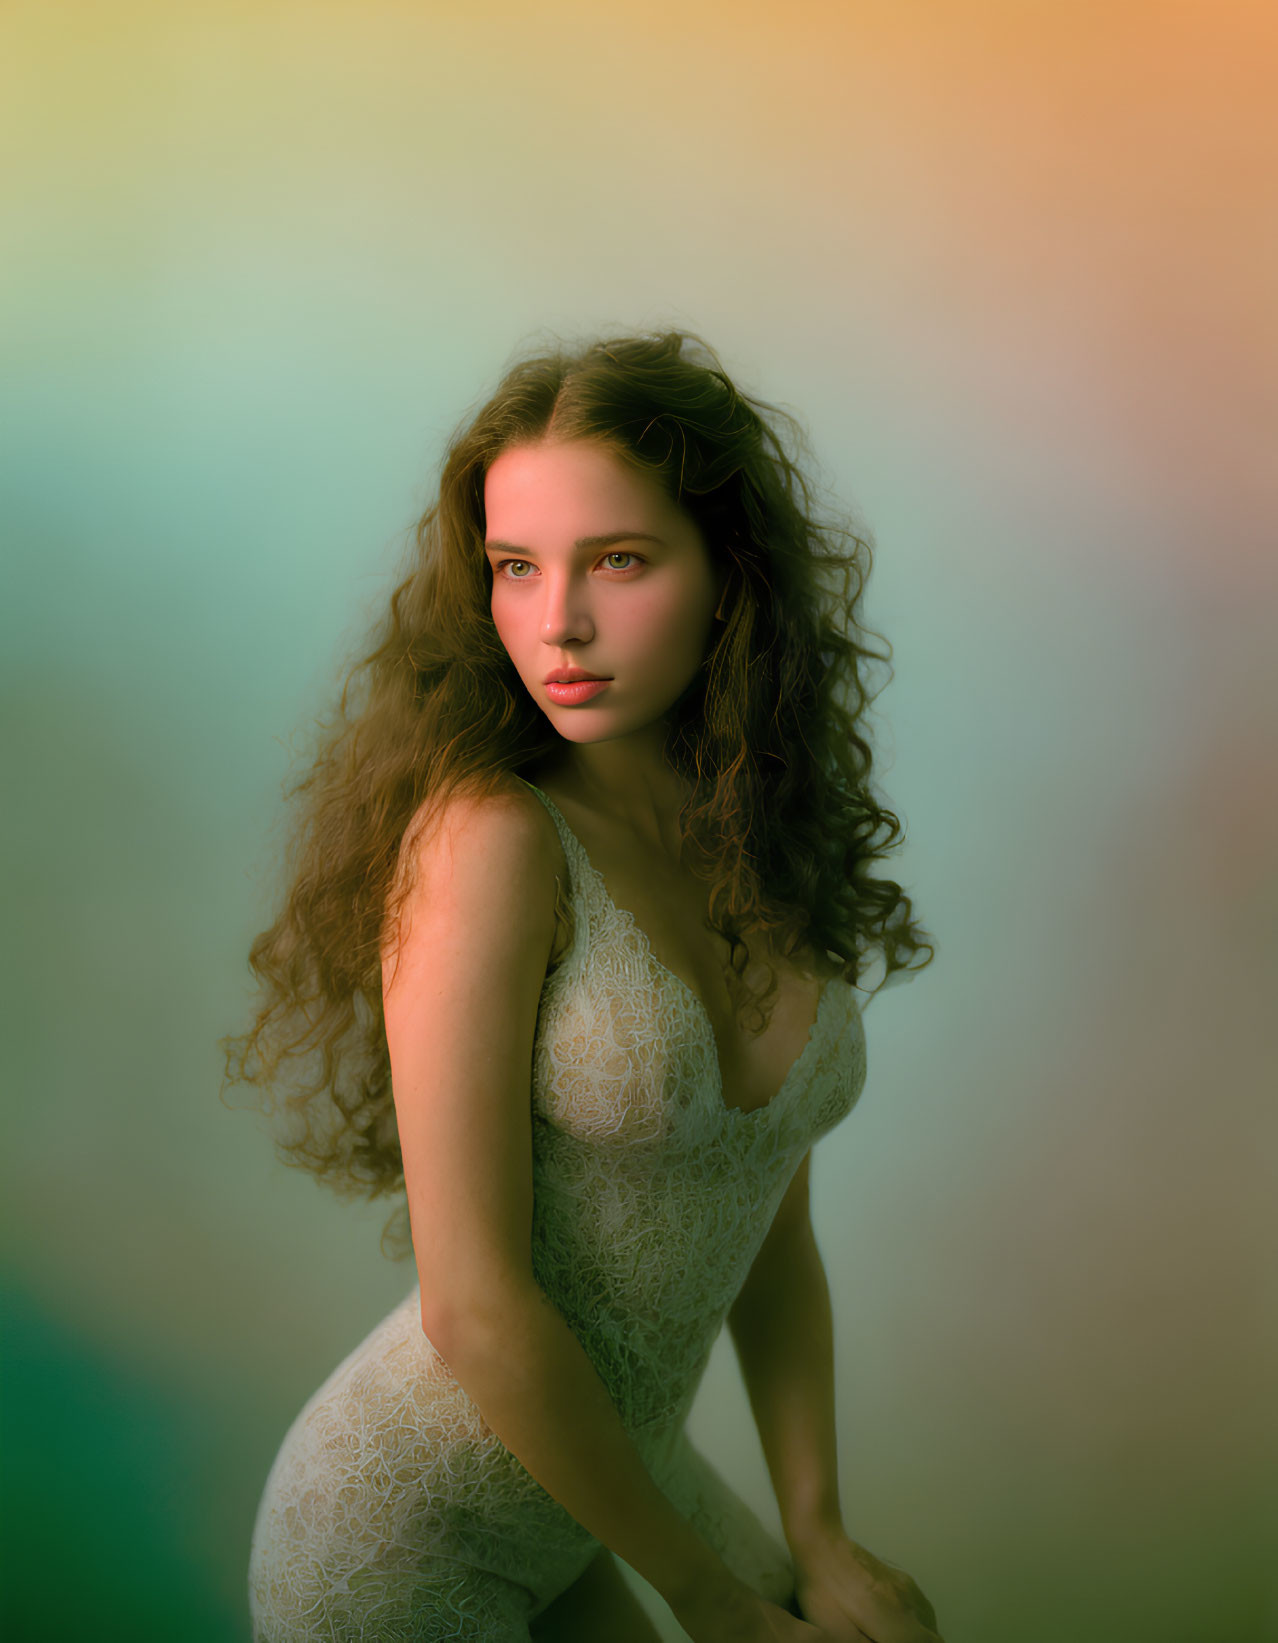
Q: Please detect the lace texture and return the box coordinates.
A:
[248,782,868,1640]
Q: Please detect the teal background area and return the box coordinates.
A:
[3,4,1275,1639]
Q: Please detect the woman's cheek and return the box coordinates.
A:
[625,584,696,650]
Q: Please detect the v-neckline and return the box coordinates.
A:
[523,780,838,1122]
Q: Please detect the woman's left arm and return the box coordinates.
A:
[727,1151,943,1643]
[727,1149,843,1556]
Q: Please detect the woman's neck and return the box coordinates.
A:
[532,734,693,861]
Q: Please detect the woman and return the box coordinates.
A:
[224,329,940,1641]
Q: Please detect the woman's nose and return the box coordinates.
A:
[539,576,595,645]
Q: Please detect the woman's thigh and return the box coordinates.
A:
[529,1547,664,1643]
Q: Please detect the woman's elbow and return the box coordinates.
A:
[419,1263,536,1357]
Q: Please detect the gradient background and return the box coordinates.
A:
[3,3,1275,1639]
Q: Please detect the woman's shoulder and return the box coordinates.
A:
[385,774,575,975]
[392,772,567,903]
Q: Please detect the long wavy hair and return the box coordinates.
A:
[221,327,936,1252]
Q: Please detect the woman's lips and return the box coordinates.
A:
[545,678,611,705]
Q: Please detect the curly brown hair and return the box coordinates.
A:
[221,327,936,1249]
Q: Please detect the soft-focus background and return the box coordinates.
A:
[3,2,1275,1639]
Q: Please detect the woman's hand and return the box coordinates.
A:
[790,1529,943,1643]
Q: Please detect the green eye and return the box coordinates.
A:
[494,552,641,580]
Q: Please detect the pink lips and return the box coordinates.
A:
[545,678,611,705]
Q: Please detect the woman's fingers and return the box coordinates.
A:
[877,1564,940,1637]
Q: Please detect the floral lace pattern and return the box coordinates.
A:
[248,782,868,1639]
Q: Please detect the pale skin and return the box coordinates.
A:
[381,436,941,1642]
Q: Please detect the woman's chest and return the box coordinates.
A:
[551,814,840,1116]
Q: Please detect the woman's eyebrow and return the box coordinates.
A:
[483,531,666,555]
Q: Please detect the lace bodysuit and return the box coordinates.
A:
[248,781,869,1640]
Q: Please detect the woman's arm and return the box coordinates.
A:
[382,786,785,1640]
[726,1150,845,1560]
[729,1153,943,1641]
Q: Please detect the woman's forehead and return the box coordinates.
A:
[483,438,680,534]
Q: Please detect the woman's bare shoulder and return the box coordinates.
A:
[390,771,568,912]
[383,774,569,986]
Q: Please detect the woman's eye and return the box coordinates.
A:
[494,552,640,580]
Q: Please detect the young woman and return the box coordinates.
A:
[225,329,940,1642]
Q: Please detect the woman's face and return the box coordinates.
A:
[482,437,723,748]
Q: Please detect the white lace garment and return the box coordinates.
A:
[248,780,869,1640]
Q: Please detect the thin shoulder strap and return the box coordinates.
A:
[518,778,589,965]
[519,779,578,861]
